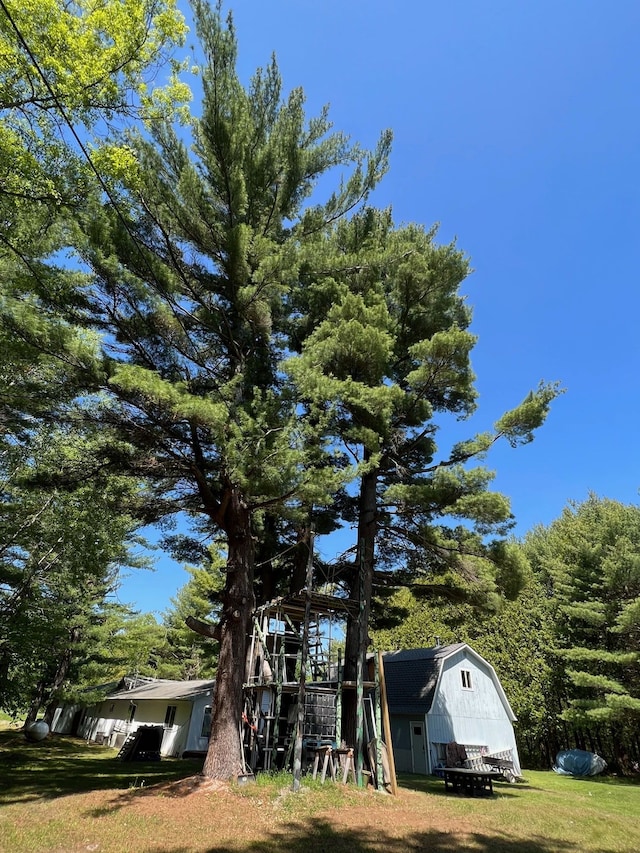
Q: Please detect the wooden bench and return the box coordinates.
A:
[443,767,501,796]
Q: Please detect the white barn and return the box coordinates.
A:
[51,676,215,757]
[383,643,521,776]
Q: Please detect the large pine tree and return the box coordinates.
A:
[11,2,389,778]
[524,496,640,759]
[286,207,558,741]
[2,1,559,778]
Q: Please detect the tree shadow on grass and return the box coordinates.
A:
[0,732,203,805]
[141,818,596,853]
[396,771,531,797]
[83,774,222,816]
[568,773,640,787]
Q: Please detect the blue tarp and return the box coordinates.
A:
[553,749,607,776]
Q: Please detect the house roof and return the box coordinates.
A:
[382,643,467,716]
[106,677,215,702]
[382,642,516,722]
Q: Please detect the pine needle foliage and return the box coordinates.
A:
[524,495,640,748]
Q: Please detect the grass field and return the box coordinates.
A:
[1,729,639,852]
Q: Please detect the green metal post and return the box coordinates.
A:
[355,539,366,786]
[335,649,342,747]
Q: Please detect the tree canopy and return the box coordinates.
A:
[0,1,560,778]
[524,496,640,742]
[0,425,147,719]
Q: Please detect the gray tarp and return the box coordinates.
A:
[553,749,607,776]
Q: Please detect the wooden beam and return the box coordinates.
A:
[378,651,398,796]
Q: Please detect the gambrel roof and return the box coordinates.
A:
[382,643,516,721]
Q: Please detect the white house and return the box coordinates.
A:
[383,643,521,776]
[51,676,215,757]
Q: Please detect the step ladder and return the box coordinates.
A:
[116,733,138,761]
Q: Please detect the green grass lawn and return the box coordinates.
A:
[0,712,19,729]
[1,730,639,853]
[0,728,204,802]
[399,771,640,851]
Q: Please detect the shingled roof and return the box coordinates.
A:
[382,643,467,716]
[106,677,215,702]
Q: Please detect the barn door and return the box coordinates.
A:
[410,720,428,775]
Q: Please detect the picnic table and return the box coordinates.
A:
[443,767,502,796]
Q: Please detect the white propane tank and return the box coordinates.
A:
[24,720,50,742]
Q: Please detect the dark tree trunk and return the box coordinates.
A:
[42,629,80,727]
[24,681,46,727]
[283,524,313,682]
[202,488,255,780]
[25,627,81,727]
[342,466,377,748]
[0,653,10,696]
[290,524,313,595]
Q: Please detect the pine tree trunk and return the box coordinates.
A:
[202,489,255,780]
[283,525,313,682]
[42,630,80,727]
[24,680,46,727]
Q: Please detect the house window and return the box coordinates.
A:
[201,706,212,739]
[434,742,448,765]
[461,669,473,690]
[128,703,137,722]
[164,705,177,727]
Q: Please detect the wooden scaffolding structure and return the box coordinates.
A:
[241,589,397,792]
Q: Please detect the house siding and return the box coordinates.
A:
[77,697,193,757]
[428,649,520,774]
[51,704,81,734]
[389,715,414,773]
[184,692,213,754]
[51,678,215,758]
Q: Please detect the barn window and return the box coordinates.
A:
[434,742,448,764]
[461,669,473,690]
[164,705,177,727]
[201,706,212,738]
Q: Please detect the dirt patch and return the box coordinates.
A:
[137,773,231,798]
[70,777,445,851]
[108,780,476,847]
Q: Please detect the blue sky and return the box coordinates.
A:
[117,0,640,614]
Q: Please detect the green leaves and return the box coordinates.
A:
[405,327,477,416]
[0,0,187,277]
[108,364,229,429]
[0,0,187,121]
[0,425,147,715]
